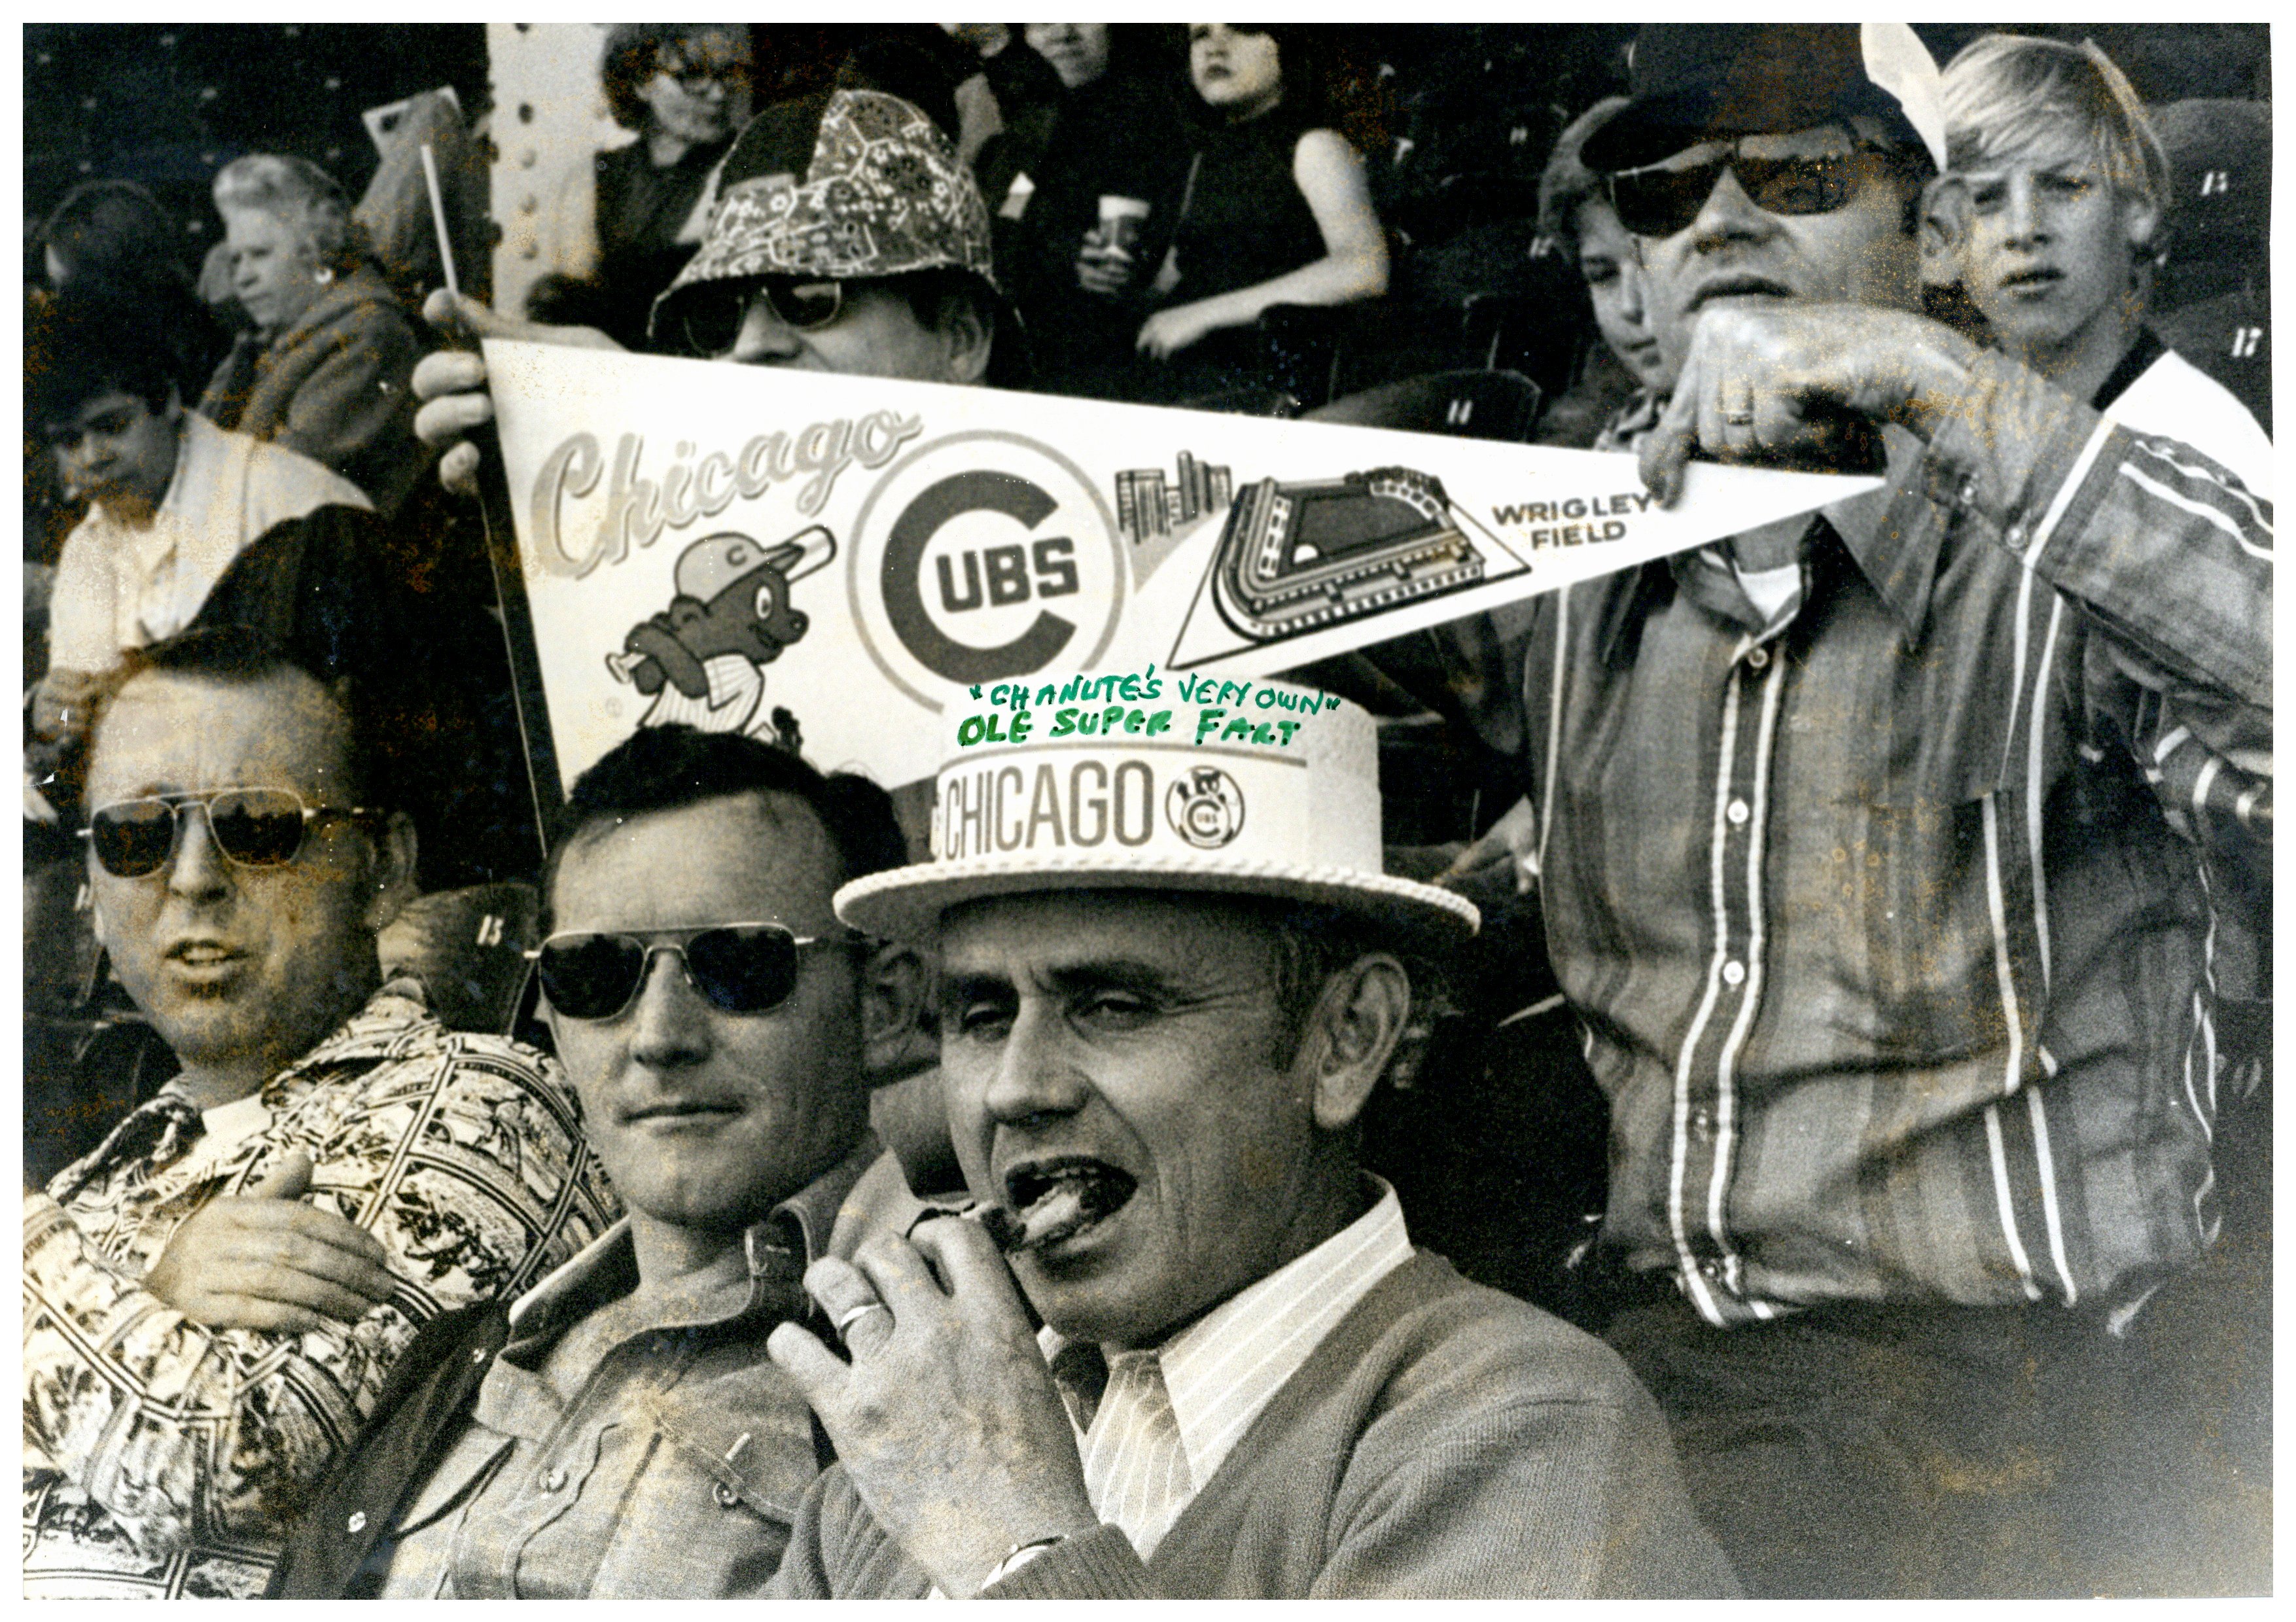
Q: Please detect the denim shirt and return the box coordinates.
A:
[373,1141,874,1598]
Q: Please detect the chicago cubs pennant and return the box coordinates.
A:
[486,340,1879,790]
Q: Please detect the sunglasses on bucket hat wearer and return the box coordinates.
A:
[1608,137,1903,239]
[672,275,846,357]
[529,922,859,1021]
[82,787,381,879]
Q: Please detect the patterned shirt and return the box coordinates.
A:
[1424,349,2271,1325]
[22,980,620,1598]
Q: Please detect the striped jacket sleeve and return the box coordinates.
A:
[1927,349,2272,872]
[21,1037,611,1560]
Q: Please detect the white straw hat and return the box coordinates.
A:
[834,675,1479,948]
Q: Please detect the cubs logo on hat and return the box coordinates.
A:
[832,676,1479,948]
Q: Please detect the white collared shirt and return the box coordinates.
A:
[1046,1177,1415,1558]
[46,414,366,673]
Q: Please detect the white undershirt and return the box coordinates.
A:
[173,1091,274,1185]
[1732,560,1803,625]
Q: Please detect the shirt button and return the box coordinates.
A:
[470,1348,489,1366]
[1722,959,1747,987]
[346,1510,368,1534]
[1726,798,1750,826]
[1746,646,1769,670]
[713,1481,741,1509]
[1691,1108,1715,1141]
[542,1467,567,1492]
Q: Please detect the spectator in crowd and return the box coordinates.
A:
[22,625,618,1597]
[415,88,1008,500]
[949,20,1063,179]
[1131,24,1388,400]
[354,86,495,311]
[269,726,925,1597]
[1936,37,2275,1371]
[992,25,1189,398]
[761,686,1736,1599]
[1534,94,1674,451]
[38,178,231,384]
[1403,21,2270,1597]
[199,154,431,513]
[1932,32,2272,490]
[409,84,1002,1246]
[26,288,366,773]
[528,24,753,352]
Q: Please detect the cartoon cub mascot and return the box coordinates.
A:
[606,526,834,740]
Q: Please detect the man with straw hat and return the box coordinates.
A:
[758,677,1735,1598]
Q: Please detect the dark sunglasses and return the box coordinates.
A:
[675,277,845,357]
[82,787,380,879]
[529,923,857,1021]
[1608,141,1894,239]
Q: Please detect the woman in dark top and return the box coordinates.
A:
[530,24,752,351]
[1133,24,1388,400]
[995,24,1190,398]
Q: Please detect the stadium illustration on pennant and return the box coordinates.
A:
[1169,461,1510,665]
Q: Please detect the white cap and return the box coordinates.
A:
[834,674,1479,948]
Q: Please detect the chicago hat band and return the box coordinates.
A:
[832,677,1479,948]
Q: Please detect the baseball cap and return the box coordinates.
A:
[1583,24,1947,175]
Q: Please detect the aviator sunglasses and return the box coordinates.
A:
[1608,139,1896,239]
[675,277,846,357]
[82,788,380,879]
[529,923,858,1021]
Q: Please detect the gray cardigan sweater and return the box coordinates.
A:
[769,1252,1739,1598]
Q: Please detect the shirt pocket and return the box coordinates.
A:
[1869,550,2075,810]
[580,1390,806,1598]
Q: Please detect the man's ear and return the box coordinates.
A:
[2121,194,2163,254]
[1918,177,1966,272]
[360,810,420,933]
[939,294,995,386]
[859,940,934,1082]
[1298,954,1412,1134]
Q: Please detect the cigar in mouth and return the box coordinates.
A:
[970,1164,1137,1253]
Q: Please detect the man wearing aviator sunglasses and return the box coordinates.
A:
[1383,21,2273,1600]
[270,724,930,1598]
[25,627,616,1598]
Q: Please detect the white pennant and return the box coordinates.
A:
[489,341,1880,792]
[1862,22,1950,171]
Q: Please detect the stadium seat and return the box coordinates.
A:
[376,881,544,1036]
[2149,98,2270,434]
[1305,367,1544,442]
